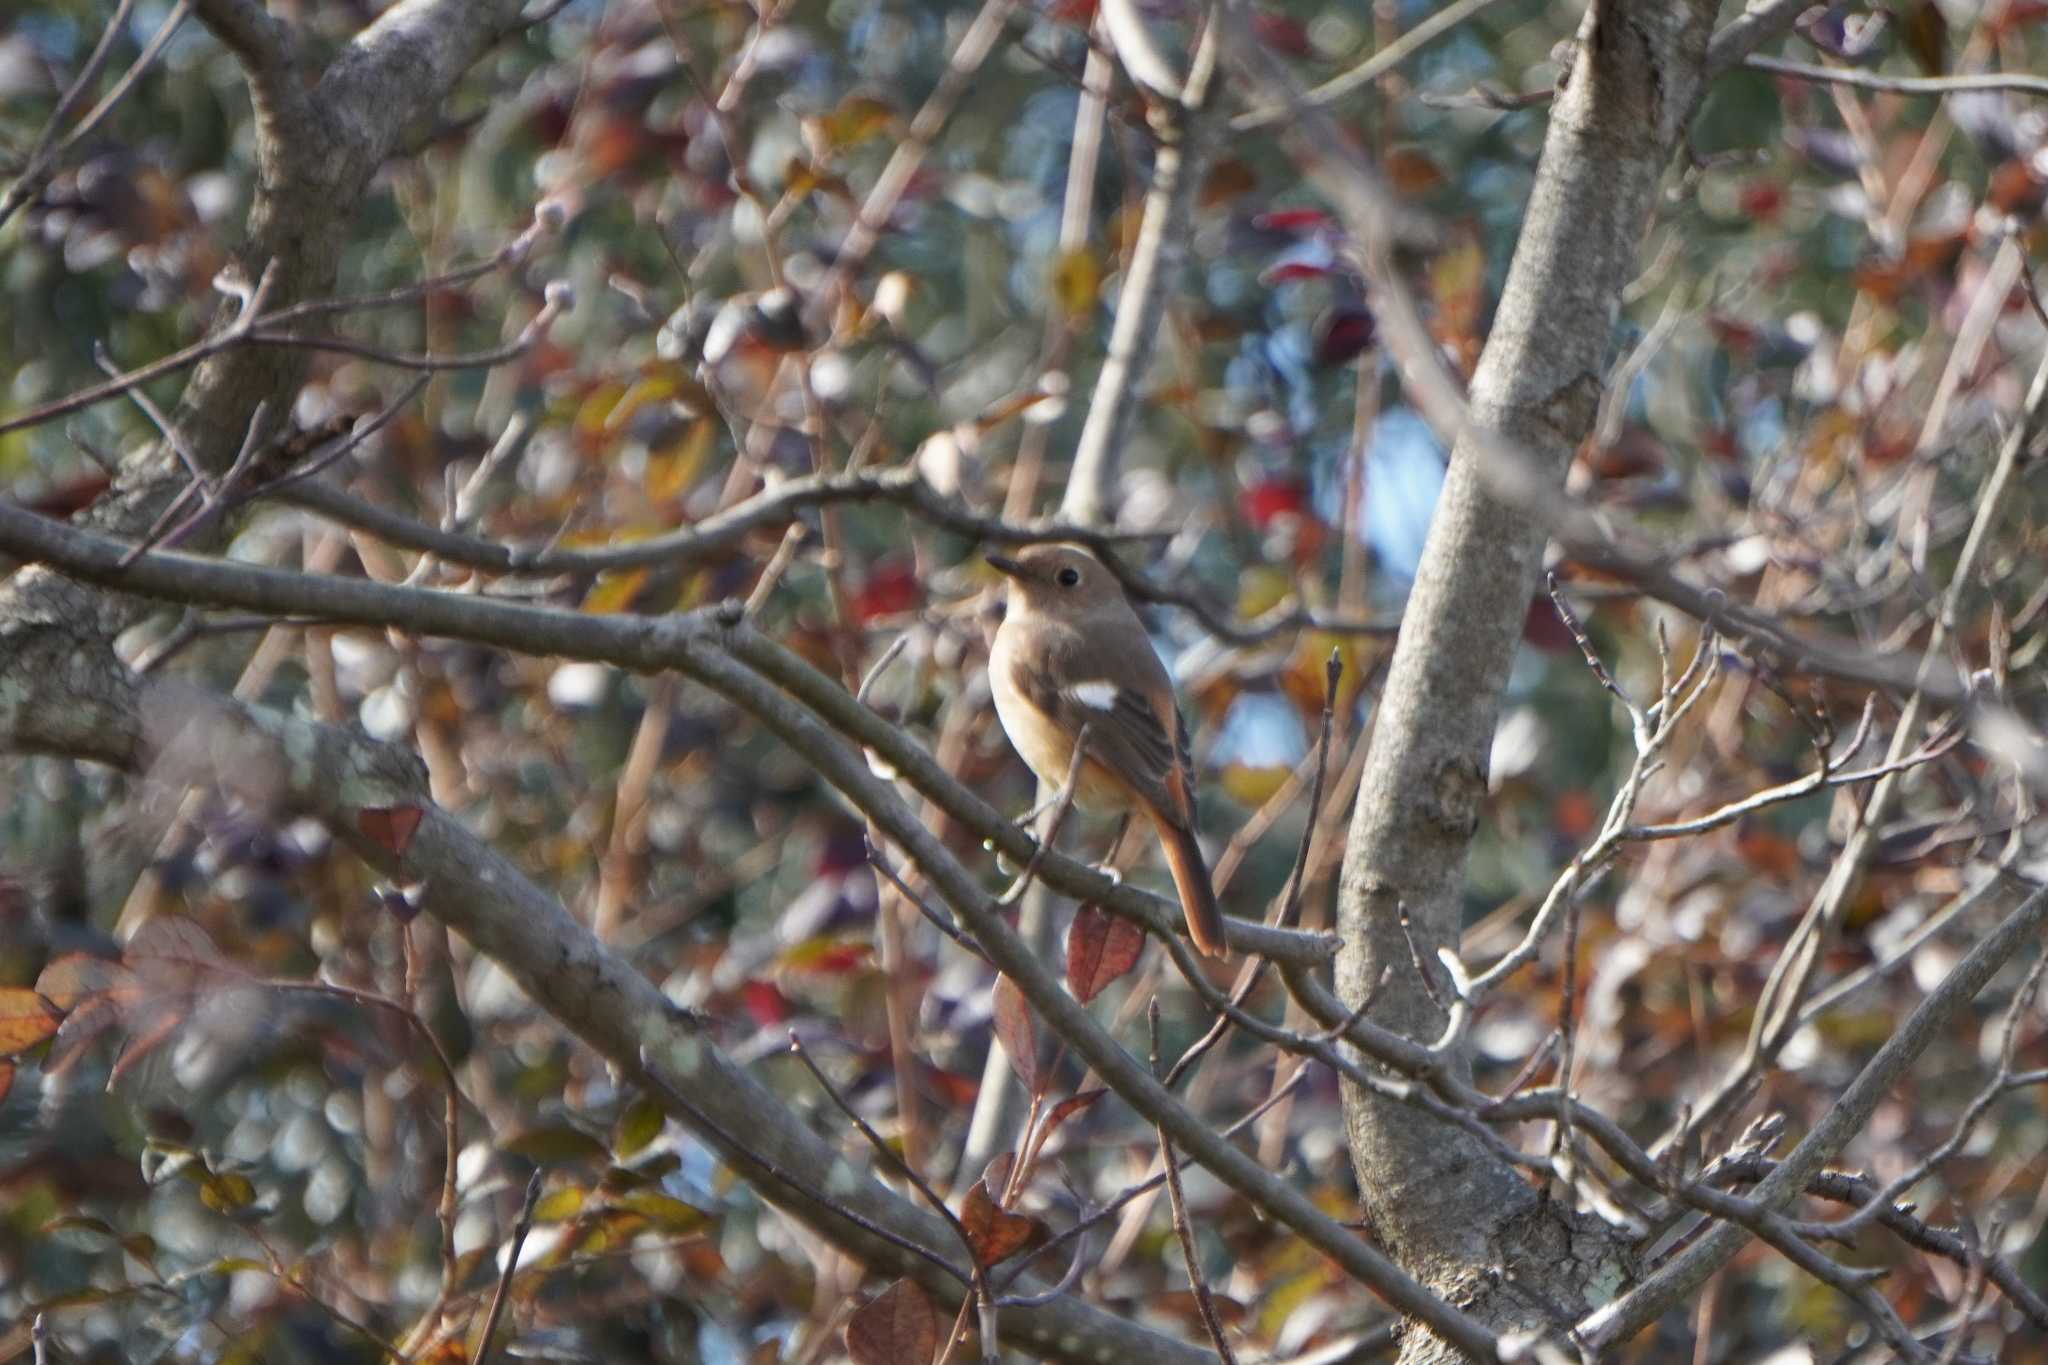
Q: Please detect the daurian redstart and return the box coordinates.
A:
[986,544,1228,957]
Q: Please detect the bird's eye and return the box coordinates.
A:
[1056,567,1081,587]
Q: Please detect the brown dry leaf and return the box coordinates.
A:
[358,805,425,858]
[0,989,59,1056]
[1039,1088,1106,1147]
[959,1181,1043,1265]
[1065,906,1145,1005]
[991,974,1042,1095]
[844,1278,937,1365]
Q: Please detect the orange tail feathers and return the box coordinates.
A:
[1153,814,1228,958]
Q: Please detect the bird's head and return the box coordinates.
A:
[985,543,1127,617]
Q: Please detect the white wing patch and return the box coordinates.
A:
[1065,680,1119,711]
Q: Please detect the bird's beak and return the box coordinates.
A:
[985,552,1025,580]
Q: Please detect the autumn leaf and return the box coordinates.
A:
[613,1095,666,1159]
[357,804,425,858]
[1065,906,1144,1004]
[1051,246,1101,318]
[845,1279,937,1365]
[33,952,130,1011]
[991,974,1042,1095]
[583,567,651,615]
[503,1124,609,1164]
[1039,1088,1106,1147]
[0,988,62,1056]
[959,1181,1043,1265]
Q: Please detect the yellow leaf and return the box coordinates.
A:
[197,1171,257,1213]
[816,94,895,152]
[583,568,650,615]
[1236,566,1292,619]
[605,374,679,433]
[646,417,717,502]
[1051,246,1101,318]
[533,1187,588,1222]
[612,1190,713,1232]
[0,988,60,1056]
[1220,762,1292,807]
[613,1095,665,1159]
[573,381,628,443]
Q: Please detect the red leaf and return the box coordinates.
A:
[0,1060,13,1105]
[845,1279,937,1365]
[742,980,793,1026]
[1259,260,1332,286]
[1254,208,1335,235]
[359,805,425,858]
[1040,1088,1106,1146]
[1241,475,1312,530]
[852,559,920,623]
[991,975,1042,1095]
[922,1064,979,1106]
[1737,180,1785,223]
[959,1181,1043,1265]
[1065,907,1145,1005]
[1251,12,1312,53]
[1521,596,1576,654]
[1314,305,1378,367]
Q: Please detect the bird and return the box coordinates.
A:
[985,543,1228,957]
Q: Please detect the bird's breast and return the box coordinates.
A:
[990,625,1127,812]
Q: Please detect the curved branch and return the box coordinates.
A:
[270,466,1399,644]
[64,682,1203,1364]
[1580,883,2048,1348]
[0,501,1340,967]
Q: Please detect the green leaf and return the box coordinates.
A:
[612,1095,665,1160]
[502,1124,608,1165]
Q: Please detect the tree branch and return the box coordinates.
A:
[1746,54,2048,97]
[0,653,1209,1364]
[1579,883,2048,1348]
[0,501,1339,967]
[1061,10,1218,524]
[1231,0,1516,133]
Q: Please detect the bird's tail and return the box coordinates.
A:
[1153,814,1228,958]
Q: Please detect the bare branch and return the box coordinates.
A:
[1747,54,2048,97]
[1232,0,1515,132]
[0,501,1341,967]
[0,0,191,232]
[1062,12,1218,524]
[1581,883,2048,1348]
[471,1171,544,1364]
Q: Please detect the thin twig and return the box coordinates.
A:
[1150,1000,1237,1364]
[1747,53,2048,97]
[473,1170,544,1364]
[1233,0,1514,131]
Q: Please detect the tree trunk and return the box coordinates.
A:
[1333,2,1719,1355]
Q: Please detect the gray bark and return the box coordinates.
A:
[1332,2,1719,1356]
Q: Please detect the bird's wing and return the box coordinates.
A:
[1023,636,1196,825]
